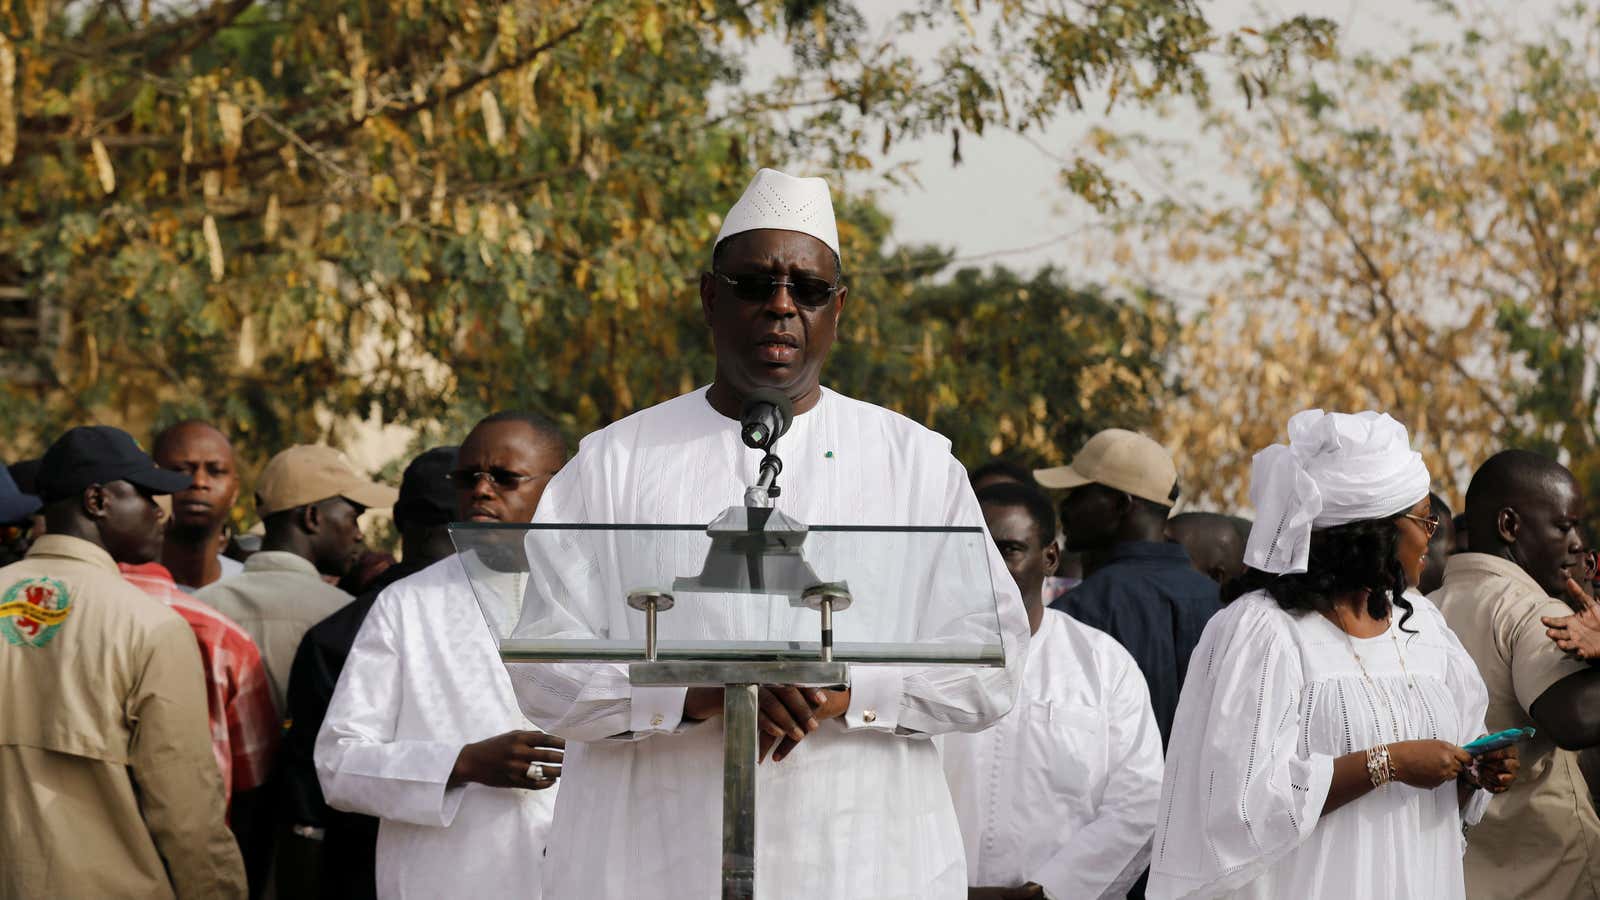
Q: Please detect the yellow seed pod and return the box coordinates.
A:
[203,215,225,282]
[0,34,14,167]
[91,138,115,194]
[481,90,505,147]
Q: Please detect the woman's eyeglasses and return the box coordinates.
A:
[446,468,539,489]
[1402,512,1441,538]
[711,271,842,309]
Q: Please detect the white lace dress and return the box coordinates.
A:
[1148,590,1492,899]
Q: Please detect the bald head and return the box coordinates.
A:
[153,420,230,461]
[471,411,567,455]
[969,459,1036,493]
[1465,449,1587,596]
[1465,450,1577,541]
[152,420,239,540]
[1167,512,1246,585]
[456,412,568,525]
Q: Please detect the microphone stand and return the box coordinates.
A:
[743,452,782,508]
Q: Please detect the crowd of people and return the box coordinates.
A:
[4,167,1600,900]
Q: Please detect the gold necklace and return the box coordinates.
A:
[1340,615,1417,744]
[1337,610,1416,685]
[1344,621,1417,687]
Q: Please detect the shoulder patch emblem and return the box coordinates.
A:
[0,576,73,648]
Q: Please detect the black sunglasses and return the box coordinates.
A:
[712,271,842,308]
[446,467,538,489]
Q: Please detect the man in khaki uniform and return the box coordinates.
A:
[1434,449,1600,900]
[0,425,245,899]
[195,444,396,714]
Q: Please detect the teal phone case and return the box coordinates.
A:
[1463,727,1535,755]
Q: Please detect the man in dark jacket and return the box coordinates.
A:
[1038,429,1220,747]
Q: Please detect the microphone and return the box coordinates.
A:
[740,389,793,450]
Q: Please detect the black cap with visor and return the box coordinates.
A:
[394,446,460,530]
[37,426,193,504]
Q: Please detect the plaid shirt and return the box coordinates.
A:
[120,562,280,802]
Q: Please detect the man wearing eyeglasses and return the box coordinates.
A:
[315,412,569,899]
[516,168,1030,900]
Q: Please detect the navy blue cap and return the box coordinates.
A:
[37,426,193,504]
[393,446,459,530]
[0,463,41,525]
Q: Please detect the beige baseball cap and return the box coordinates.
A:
[1034,429,1179,506]
[254,444,399,517]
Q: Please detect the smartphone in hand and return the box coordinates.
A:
[1463,727,1535,756]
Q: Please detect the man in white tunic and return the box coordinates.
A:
[511,168,1030,900]
[943,481,1162,900]
[315,413,570,898]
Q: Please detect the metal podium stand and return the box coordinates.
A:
[451,443,1006,898]
[625,574,853,899]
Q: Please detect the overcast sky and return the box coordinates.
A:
[799,0,1571,277]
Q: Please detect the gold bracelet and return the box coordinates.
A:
[1366,745,1393,788]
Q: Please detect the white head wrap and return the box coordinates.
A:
[715,168,841,261]
[1243,409,1431,575]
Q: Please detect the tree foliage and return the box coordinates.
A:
[0,0,1328,488]
[877,264,1175,467]
[1118,7,1600,517]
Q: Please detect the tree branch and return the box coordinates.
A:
[1305,161,1513,422]
[84,0,257,56]
[185,3,601,174]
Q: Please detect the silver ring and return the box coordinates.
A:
[527,762,545,781]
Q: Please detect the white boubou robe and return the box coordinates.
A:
[511,386,1030,900]
[1148,591,1491,900]
[315,556,558,898]
[940,609,1164,899]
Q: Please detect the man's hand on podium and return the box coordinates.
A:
[449,730,565,790]
[760,687,849,763]
[681,686,851,763]
[683,687,726,722]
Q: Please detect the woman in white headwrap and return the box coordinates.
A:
[1147,410,1520,900]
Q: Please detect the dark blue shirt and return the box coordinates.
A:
[1050,540,1220,746]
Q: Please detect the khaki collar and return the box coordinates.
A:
[241,550,323,579]
[1441,551,1550,598]
[24,534,120,574]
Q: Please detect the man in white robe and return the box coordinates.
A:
[943,481,1163,900]
[315,413,569,898]
[509,168,1030,899]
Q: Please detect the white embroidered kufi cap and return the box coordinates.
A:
[1243,409,1431,575]
[715,167,841,261]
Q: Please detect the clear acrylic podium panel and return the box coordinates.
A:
[449,522,1007,667]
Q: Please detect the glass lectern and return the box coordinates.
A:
[451,512,1007,899]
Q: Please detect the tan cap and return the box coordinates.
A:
[254,444,399,517]
[1034,429,1178,506]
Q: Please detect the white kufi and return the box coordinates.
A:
[1243,409,1431,575]
[715,167,841,261]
